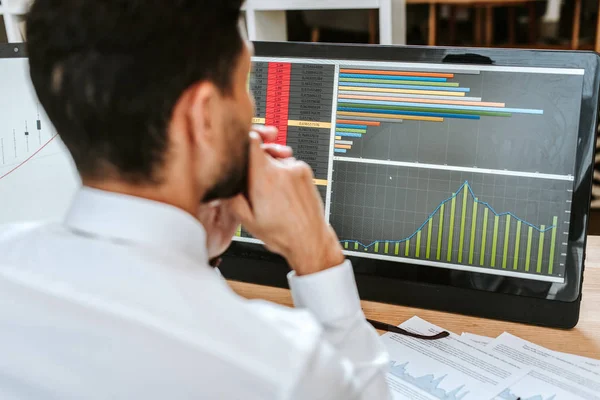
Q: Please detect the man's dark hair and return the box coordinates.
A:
[26,0,244,183]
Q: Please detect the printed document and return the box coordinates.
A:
[381,317,528,400]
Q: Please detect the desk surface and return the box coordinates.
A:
[229,236,600,360]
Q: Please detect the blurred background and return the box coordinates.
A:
[2,0,600,232]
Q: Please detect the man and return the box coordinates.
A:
[0,1,391,399]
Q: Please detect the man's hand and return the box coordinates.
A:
[252,125,293,160]
[231,132,344,276]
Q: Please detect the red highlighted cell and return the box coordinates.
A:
[265,62,292,146]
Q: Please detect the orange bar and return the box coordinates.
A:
[313,179,328,186]
[336,119,381,126]
[340,69,454,78]
[335,144,352,150]
[338,111,443,122]
[338,94,505,108]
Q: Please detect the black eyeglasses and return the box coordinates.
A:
[367,319,450,340]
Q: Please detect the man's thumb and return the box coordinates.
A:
[229,194,254,225]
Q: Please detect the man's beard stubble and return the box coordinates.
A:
[201,117,250,203]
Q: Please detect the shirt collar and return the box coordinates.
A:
[64,187,208,265]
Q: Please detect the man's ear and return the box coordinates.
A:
[187,81,219,148]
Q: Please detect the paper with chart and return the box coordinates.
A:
[489,333,600,400]
[381,317,529,400]
[0,55,79,225]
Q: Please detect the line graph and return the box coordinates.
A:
[330,162,570,278]
[342,180,555,250]
[389,362,470,400]
[0,135,58,182]
[0,57,77,224]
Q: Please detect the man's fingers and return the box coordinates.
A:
[261,143,293,159]
[252,125,278,142]
[248,131,268,168]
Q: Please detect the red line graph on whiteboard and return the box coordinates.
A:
[0,134,59,182]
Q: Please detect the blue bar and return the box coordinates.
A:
[337,107,480,120]
[339,99,543,115]
[335,132,363,138]
[334,148,347,153]
[339,82,470,92]
[340,73,447,82]
[336,124,368,129]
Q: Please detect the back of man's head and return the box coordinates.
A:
[26,0,245,184]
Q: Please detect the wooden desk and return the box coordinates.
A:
[229,235,600,359]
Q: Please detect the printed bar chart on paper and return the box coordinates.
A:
[330,161,570,281]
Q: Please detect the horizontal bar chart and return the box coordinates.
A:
[340,82,471,92]
[340,90,483,102]
[340,69,455,78]
[338,107,482,120]
[336,119,381,127]
[339,94,504,108]
[339,73,449,82]
[341,78,459,87]
[338,111,441,122]
[339,86,467,97]
[333,68,545,157]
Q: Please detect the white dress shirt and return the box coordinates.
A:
[0,187,391,400]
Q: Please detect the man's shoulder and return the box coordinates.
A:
[0,221,52,243]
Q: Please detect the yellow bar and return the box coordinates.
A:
[447,195,456,262]
[537,226,545,273]
[344,242,348,249]
[338,86,467,97]
[385,242,389,253]
[313,179,328,186]
[337,111,443,122]
[335,136,342,140]
[287,120,332,129]
[502,216,511,269]
[252,117,265,124]
[235,225,242,237]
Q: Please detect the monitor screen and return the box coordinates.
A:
[234,55,586,286]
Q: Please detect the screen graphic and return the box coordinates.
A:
[238,58,585,284]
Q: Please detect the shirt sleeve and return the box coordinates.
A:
[286,261,392,400]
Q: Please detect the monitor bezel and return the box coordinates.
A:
[222,42,600,328]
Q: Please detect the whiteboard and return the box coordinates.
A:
[0,58,80,224]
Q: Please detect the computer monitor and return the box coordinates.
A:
[221,42,600,329]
